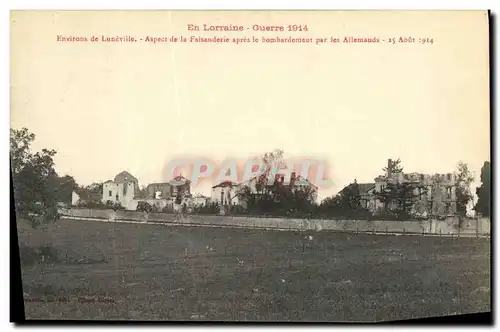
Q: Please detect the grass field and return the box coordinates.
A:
[17,218,490,322]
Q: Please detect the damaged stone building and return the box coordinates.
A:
[357,159,457,218]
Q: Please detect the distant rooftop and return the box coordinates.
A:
[212,181,239,188]
[113,171,138,184]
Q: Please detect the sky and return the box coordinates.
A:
[10,10,490,201]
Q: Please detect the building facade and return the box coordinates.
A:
[102,171,139,207]
[211,181,240,206]
[145,182,172,199]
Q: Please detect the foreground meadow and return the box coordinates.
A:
[17,218,490,322]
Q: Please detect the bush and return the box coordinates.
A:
[104,200,124,211]
[77,200,108,209]
[192,202,220,215]
[25,204,61,228]
[161,205,173,213]
[227,204,246,215]
[136,201,154,213]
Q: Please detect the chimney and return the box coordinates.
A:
[387,159,392,177]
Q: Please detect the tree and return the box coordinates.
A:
[318,180,371,219]
[237,149,318,217]
[136,201,153,213]
[13,148,58,215]
[10,128,61,226]
[56,175,78,204]
[374,181,427,219]
[454,161,474,218]
[320,196,339,209]
[338,180,361,210]
[86,182,103,195]
[474,161,490,217]
[375,183,394,212]
[383,158,403,175]
[10,127,35,175]
[395,182,427,215]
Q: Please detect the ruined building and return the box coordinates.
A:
[357,159,457,217]
[101,171,140,207]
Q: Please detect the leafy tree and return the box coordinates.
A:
[374,181,427,219]
[236,149,318,217]
[454,161,474,218]
[85,182,103,195]
[474,161,490,217]
[375,182,398,212]
[317,180,373,219]
[136,201,153,213]
[238,185,256,209]
[10,128,63,226]
[10,127,35,175]
[373,158,427,219]
[193,202,220,214]
[56,175,78,204]
[395,182,427,215]
[271,181,316,217]
[320,180,361,211]
[338,180,361,210]
[319,196,340,210]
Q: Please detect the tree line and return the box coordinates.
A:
[202,151,490,221]
[11,128,102,226]
[11,128,491,226]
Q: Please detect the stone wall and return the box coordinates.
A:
[59,208,490,236]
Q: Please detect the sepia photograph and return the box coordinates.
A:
[10,10,491,323]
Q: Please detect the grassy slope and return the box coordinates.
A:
[18,219,490,321]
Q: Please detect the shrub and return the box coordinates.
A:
[77,200,108,210]
[192,202,220,215]
[104,200,124,211]
[136,201,154,213]
[227,204,246,215]
[161,205,173,213]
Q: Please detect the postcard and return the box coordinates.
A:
[10,10,491,322]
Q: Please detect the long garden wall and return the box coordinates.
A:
[58,208,489,236]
